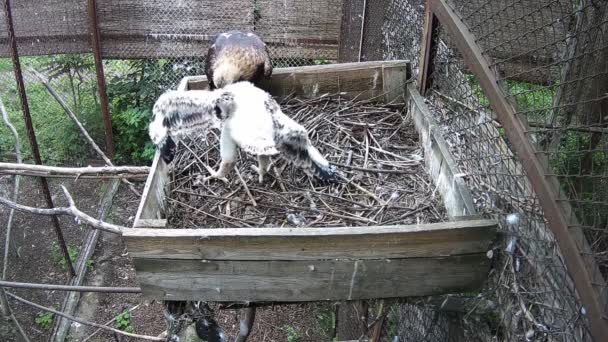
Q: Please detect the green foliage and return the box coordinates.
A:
[50,244,78,269]
[106,58,204,164]
[0,55,101,165]
[313,58,332,65]
[35,311,54,329]
[284,325,302,342]
[316,305,335,337]
[111,107,156,164]
[86,259,94,270]
[115,309,134,333]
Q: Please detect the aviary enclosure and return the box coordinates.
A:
[0,0,606,341]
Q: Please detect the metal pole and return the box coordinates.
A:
[2,0,76,278]
[87,0,114,157]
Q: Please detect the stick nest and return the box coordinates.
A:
[165,94,446,228]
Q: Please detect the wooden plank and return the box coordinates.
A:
[124,219,497,260]
[184,60,410,103]
[134,254,490,302]
[407,83,477,218]
[133,219,167,229]
[133,150,169,225]
[338,0,365,62]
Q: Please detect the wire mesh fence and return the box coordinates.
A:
[0,0,607,341]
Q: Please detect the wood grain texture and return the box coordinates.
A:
[134,254,490,301]
[184,60,409,103]
[407,83,477,218]
[124,219,497,260]
[133,150,168,225]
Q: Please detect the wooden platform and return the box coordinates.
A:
[127,60,497,302]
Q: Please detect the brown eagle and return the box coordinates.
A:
[205,31,273,90]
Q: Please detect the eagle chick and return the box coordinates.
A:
[149,82,337,184]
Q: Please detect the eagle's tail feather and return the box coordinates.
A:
[279,137,338,183]
[306,144,338,182]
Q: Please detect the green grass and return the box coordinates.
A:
[50,244,78,270]
[115,309,134,333]
[284,325,302,342]
[34,311,54,329]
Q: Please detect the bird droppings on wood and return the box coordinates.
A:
[164,93,447,229]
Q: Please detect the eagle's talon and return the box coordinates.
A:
[195,173,228,185]
[250,165,265,184]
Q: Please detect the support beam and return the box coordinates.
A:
[2,0,76,278]
[428,0,608,339]
[87,0,114,157]
[418,2,439,95]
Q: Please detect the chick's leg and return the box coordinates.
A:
[197,129,237,184]
[252,155,270,183]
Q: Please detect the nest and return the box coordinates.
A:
[165,94,446,228]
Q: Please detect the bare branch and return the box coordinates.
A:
[0,185,125,234]
[0,162,150,179]
[0,289,31,342]
[29,68,142,196]
[0,98,22,281]
[0,280,141,293]
[6,292,164,341]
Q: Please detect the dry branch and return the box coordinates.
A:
[0,98,21,281]
[29,68,141,196]
[6,292,164,341]
[0,162,150,179]
[0,280,141,293]
[0,98,31,342]
[0,185,125,234]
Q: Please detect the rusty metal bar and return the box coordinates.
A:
[2,0,76,278]
[87,0,114,157]
[428,0,608,339]
[418,2,439,95]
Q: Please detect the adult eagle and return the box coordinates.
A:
[149,82,337,183]
[205,31,273,90]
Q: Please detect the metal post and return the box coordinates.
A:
[2,0,76,278]
[87,0,114,157]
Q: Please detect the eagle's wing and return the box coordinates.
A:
[262,43,273,78]
[224,84,279,156]
[149,90,224,162]
[204,43,218,90]
[266,97,337,182]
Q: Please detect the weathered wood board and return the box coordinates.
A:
[180,60,410,104]
[134,254,490,302]
[124,220,496,260]
[407,83,478,218]
[129,61,497,302]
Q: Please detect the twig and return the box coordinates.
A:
[0,280,141,293]
[331,162,415,175]
[29,68,141,196]
[6,292,164,341]
[0,98,21,281]
[0,185,125,234]
[0,289,31,342]
[338,174,384,205]
[0,162,150,179]
[235,166,257,207]
[81,304,141,342]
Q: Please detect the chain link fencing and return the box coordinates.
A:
[0,0,606,341]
